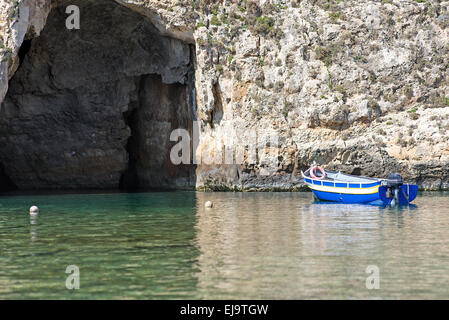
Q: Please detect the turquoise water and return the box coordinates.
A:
[0,191,448,299]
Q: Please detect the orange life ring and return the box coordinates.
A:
[310,166,326,180]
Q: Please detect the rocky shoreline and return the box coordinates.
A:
[0,0,448,192]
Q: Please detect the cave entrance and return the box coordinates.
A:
[0,0,196,191]
[0,163,17,192]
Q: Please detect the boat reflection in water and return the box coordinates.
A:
[193,192,431,299]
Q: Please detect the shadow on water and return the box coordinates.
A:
[0,191,200,299]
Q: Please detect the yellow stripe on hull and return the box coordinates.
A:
[306,183,380,195]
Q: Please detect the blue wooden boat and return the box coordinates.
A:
[301,167,418,205]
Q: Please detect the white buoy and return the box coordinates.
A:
[29,206,39,215]
[205,201,213,208]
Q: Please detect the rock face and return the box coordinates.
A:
[0,0,195,190]
[0,0,448,191]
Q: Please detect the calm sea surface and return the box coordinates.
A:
[0,191,448,299]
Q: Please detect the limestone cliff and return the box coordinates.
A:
[0,0,448,191]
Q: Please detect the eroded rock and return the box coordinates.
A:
[0,0,195,190]
[0,0,448,191]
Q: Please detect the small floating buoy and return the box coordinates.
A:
[205,201,213,208]
[29,206,39,215]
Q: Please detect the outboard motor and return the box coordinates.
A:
[382,173,403,206]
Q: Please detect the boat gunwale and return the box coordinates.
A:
[301,168,382,186]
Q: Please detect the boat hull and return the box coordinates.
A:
[303,177,381,204]
[312,189,380,203]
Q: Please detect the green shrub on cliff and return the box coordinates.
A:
[210,15,221,26]
[315,46,332,66]
[249,16,274,34]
